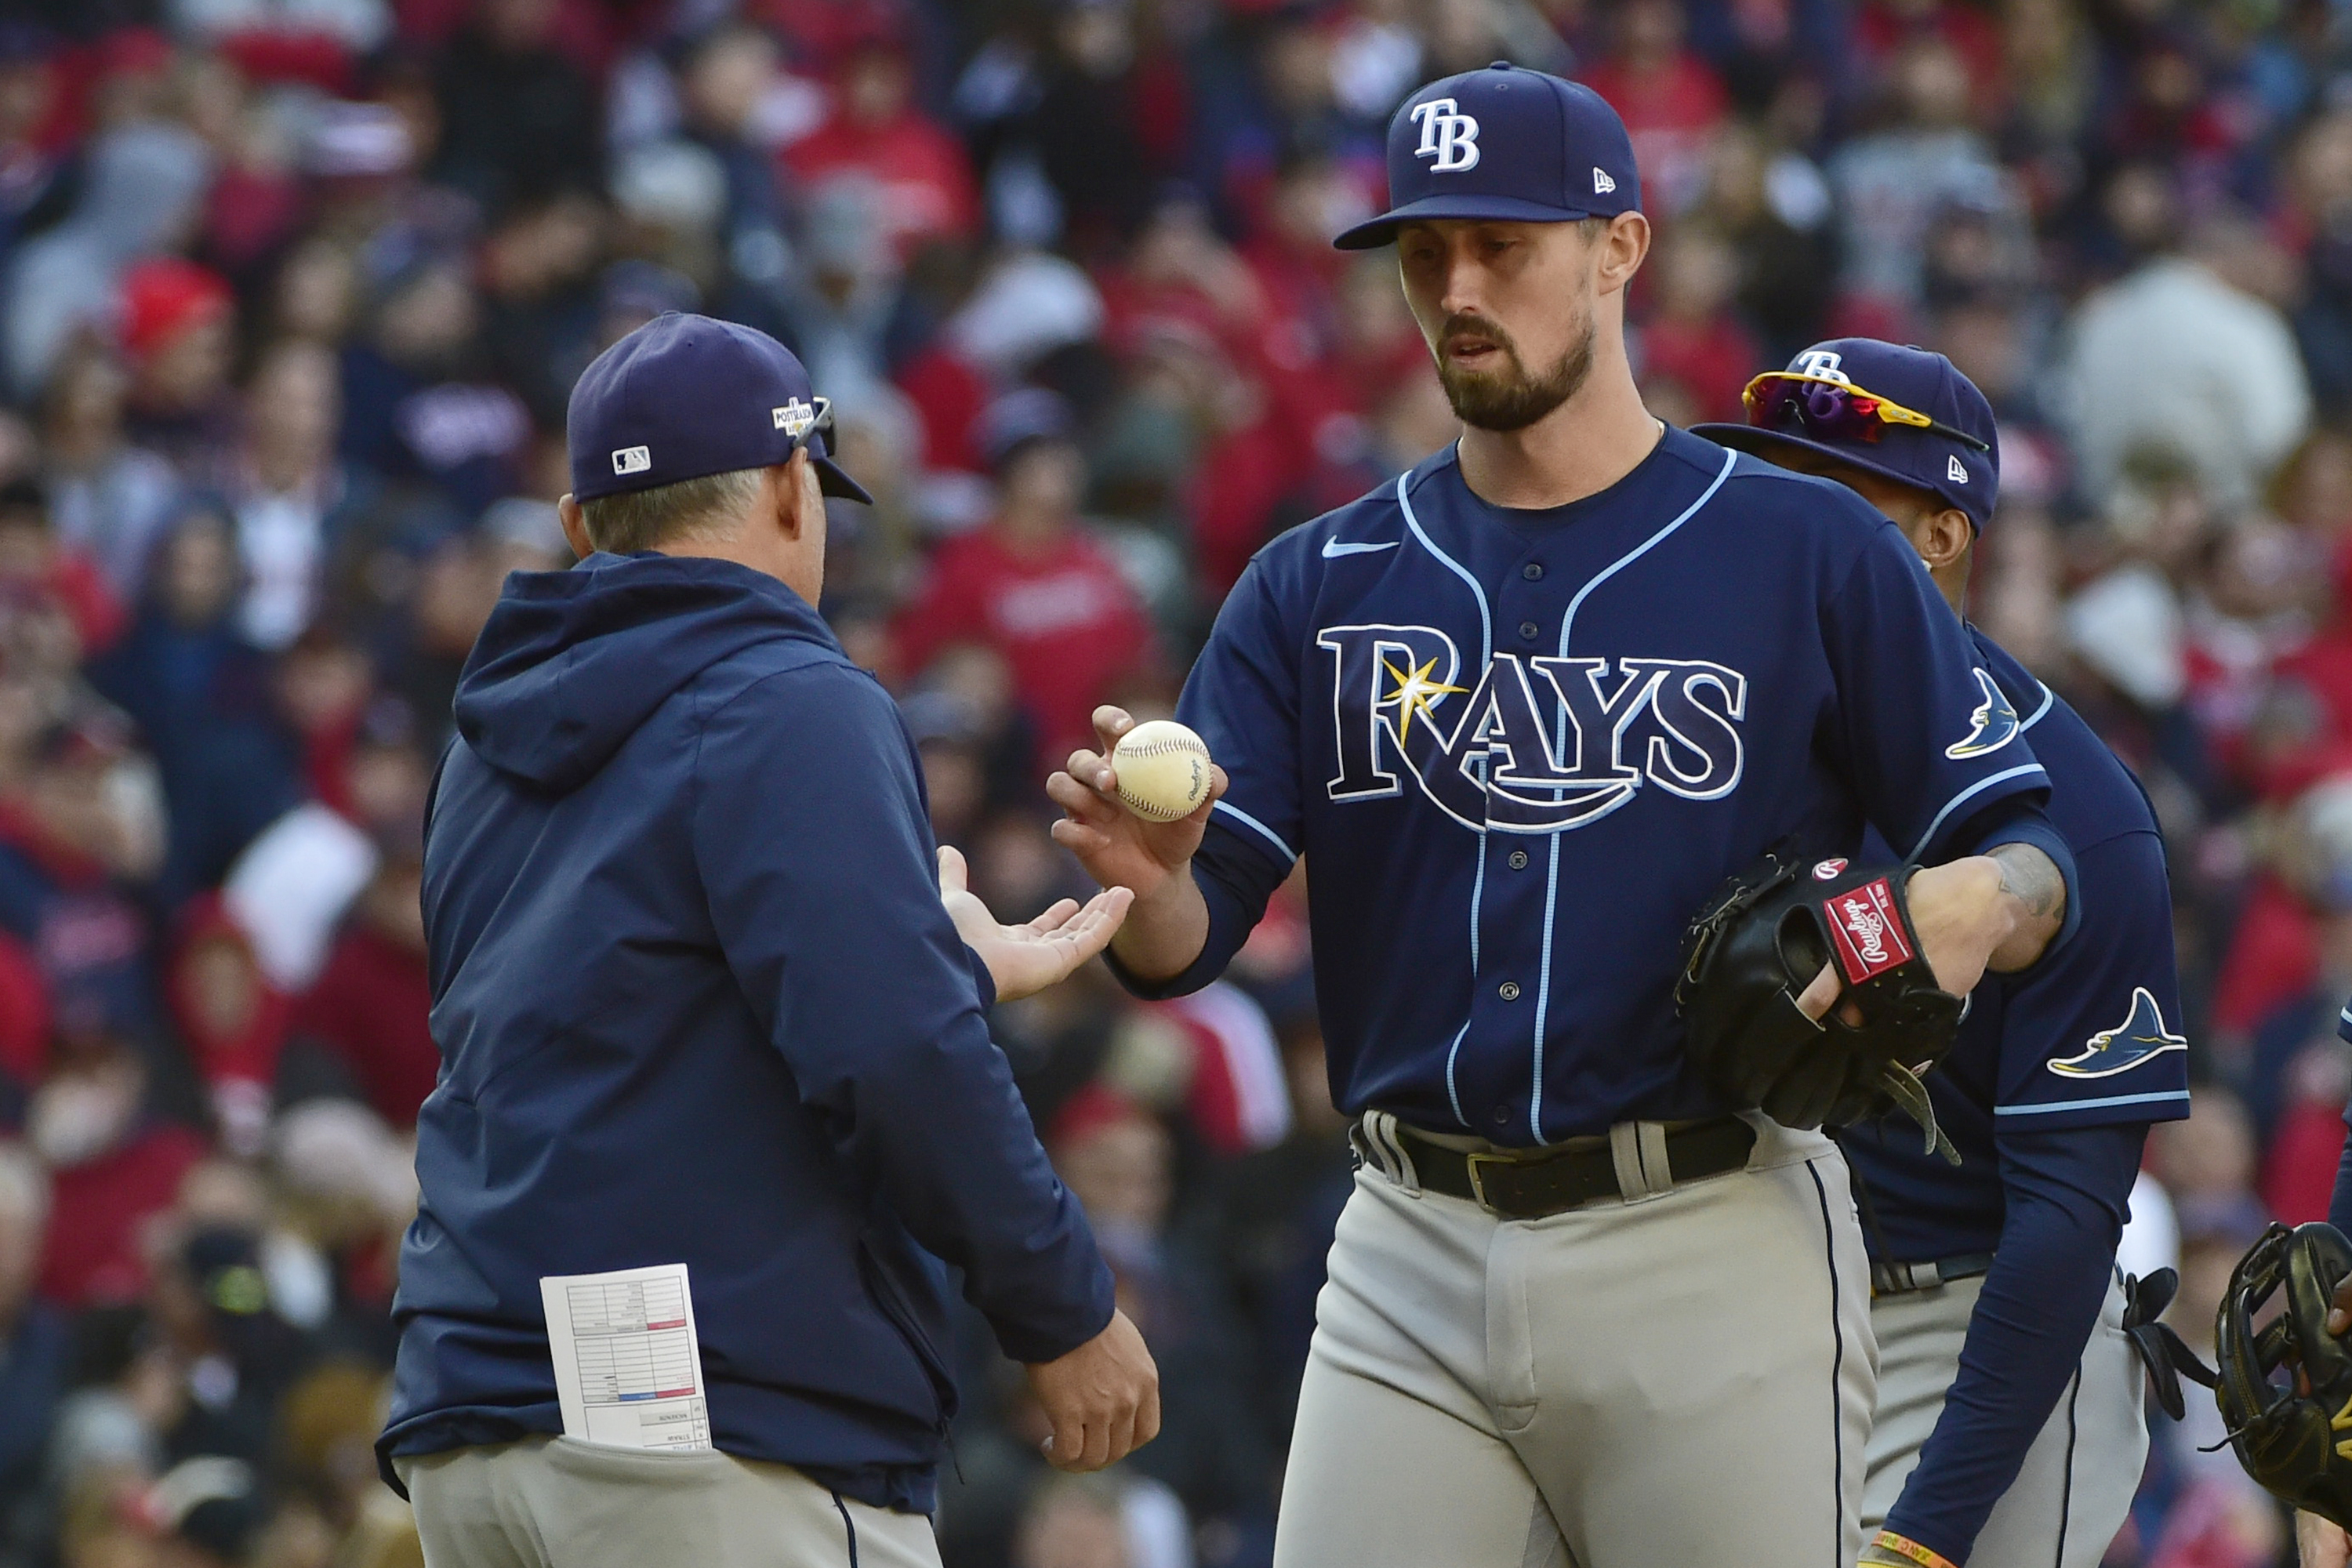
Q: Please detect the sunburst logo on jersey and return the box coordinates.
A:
[1382,656,1467,746]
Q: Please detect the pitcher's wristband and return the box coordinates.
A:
[1860,1531,1959,1568]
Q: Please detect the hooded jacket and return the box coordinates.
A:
[377,552,1113,1511]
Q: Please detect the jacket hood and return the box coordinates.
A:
[453,552,837,793]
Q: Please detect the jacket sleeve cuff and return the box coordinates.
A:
[989,1253,1117,1365]
[960,942,997,1009]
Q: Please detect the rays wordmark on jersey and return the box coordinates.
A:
[1318,623,1748,833]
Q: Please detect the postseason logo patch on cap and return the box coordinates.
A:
[773,399,815,437]
[612,445,651,476]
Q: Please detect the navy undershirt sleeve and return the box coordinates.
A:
[2331,1116,2352,1236]
[1101,820,1290,1001]
[1882,1120,2146,1563]
[2336,1002,2352,1234]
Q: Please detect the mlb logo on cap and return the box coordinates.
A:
[1335,63,1641,250]
[567,312,872,506]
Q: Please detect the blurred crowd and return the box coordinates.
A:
[0,0,2340,1565]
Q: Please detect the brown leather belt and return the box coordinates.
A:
[1379,1116,1757,1219]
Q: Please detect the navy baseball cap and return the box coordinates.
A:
[1692,339,1998,529]
[1334,63,1640,250]
[567,312,873,505]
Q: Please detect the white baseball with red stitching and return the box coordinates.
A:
[1112,720,1213,822]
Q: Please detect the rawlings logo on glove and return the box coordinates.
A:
[1675,848,1965,1157]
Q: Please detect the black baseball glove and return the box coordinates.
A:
[1675,848,1965,1158]
[2215,1221,2352,1529]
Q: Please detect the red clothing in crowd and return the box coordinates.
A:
[1580,52,1729,212]
[782,107,980,261]
[2263,1101,2347,1224]
[38,1122,208,1307]
[294,924,437,1128]
[893,524,1155,773]
[1638,312,1764,426]
[167,896,292,1092]
[0,931,47,1091]
[2211,874,2318,1040]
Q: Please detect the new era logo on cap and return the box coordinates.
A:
[1593,166,1615,194]
[612,445,651,476]
[1947,454,1969,483]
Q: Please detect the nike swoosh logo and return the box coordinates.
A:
[1322,539,1399,558]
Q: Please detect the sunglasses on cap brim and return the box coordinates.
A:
[1740,372,1991,454]
[785,394,836,456]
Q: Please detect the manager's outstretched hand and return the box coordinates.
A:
[937,844,1131,1003]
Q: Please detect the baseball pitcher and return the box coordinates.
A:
[1049,67,2073,1568]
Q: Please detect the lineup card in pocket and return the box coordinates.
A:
[539,1262,713,1451]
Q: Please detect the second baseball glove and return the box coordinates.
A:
[1675,848,1964,1158]
[2215,1221,2352,1530]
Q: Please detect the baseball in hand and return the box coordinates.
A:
[1113,720,1214,822]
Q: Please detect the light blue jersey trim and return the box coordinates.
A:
[1211,800,1297,863]
[2020,682,2056,733]
[1399,463,1497,1129]
[1443,1019,1472,1130]
[1396,468,1491,664]
[1524,443,1737,1144]
[1554,445,1739,659]
[1904,763,2050,863]
[1994,1090,2191,1117]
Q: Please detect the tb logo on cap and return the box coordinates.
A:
[1791,349,1848,383]
[1410,97,1480,173]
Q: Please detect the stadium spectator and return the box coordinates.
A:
[0,9,2334,1566]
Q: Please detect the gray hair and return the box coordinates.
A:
[579,466,766,555]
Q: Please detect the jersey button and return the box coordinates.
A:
[1508,849,1529,869]
[1522,563,1543,580]
[1518,620,1540,641]
[1497,981,1521,1001]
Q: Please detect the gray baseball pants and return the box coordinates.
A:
[397,1436,942,1568]
[1271,1112,1876,1568]
[1861,1272,2146,1567]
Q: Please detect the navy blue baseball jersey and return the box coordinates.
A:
[1841,631,2190,1261]
[1130,427,2055,1145]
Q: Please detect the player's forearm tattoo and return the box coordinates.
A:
[1988,842,2066,924]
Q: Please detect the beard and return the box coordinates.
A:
[1434,310,1596,432]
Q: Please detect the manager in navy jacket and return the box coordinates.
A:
[378,314,1156,1568]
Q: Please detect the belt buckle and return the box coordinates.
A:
[1464,1151,1504,1214]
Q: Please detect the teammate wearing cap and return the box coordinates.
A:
[2300,1000,2352,1567]
[1695,342,2192,1568]
[379,313,1158,1568]
[1047,68,2073,1567]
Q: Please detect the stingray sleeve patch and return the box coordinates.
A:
[2047,987,2189,1079]
[1823,878,1915,985]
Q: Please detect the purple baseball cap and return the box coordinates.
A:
[1334,62,1641,250]
[1693,339,1999,530]
[566,312,872,504]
